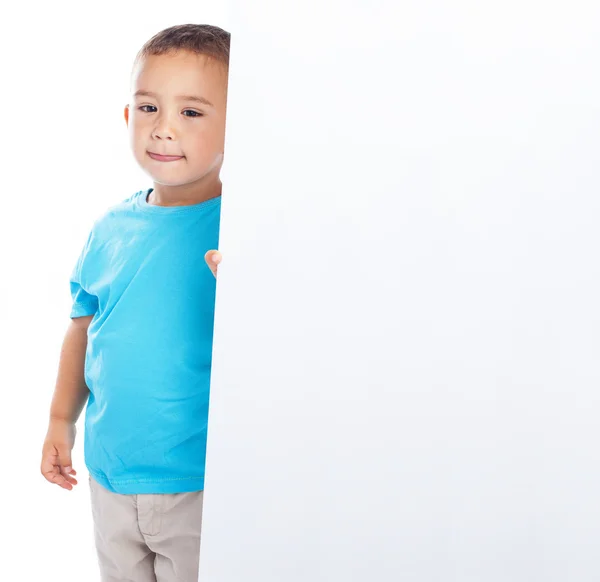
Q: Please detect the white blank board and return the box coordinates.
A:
[200,2,600,580]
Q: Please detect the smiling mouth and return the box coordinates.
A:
[147,152,184,162]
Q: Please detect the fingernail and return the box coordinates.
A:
[64,466,72,473]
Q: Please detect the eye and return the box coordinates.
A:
[183,110,203,118]
[138,105,156,113]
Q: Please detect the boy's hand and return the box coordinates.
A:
[41,419,78,490]
[205,250,222,278]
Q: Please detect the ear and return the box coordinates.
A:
[124,105,130,126]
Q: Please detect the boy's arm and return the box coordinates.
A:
[49,315,93,423]
[41,315,93,490]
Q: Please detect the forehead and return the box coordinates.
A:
[131,51,227,98]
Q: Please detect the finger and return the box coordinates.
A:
[57,446,73,474]
[60,466,78,486]
[204,250,222,266]
[53,473,74,490]
[40,453,58,481]
[41,446,75,489]
[204,250,221,278]
[42,465,74,490]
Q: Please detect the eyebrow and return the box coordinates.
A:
[133,90,214,107]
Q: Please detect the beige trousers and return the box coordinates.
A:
[89,475,204,582]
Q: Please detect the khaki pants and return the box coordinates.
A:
[89,475,204,582]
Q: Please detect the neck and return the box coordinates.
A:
[149,172,222,207]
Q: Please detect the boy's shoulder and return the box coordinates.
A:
[82,189,147,248]
[92,189,147,226]
[107,188,147,214]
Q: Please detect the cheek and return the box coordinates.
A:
[200,122,226,150]
[129,120,147,149]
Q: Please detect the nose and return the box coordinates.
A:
[152,113,177,140]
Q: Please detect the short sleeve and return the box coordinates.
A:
[69,231,99,319]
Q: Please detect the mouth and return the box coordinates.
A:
[147,152,185,162]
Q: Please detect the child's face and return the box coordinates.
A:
[125,51,228,187]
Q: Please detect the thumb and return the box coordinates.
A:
[57,446,73,473]
[205,250,222,278]
[205,250,221,264]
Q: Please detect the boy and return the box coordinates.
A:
[40,24,229,582]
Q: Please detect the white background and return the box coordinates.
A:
[1,1,599,581]
[0,3,230,580]
[201,1,600,581]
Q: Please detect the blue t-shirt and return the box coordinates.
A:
[70,187,221,494]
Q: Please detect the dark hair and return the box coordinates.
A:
[133,24,231,72]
